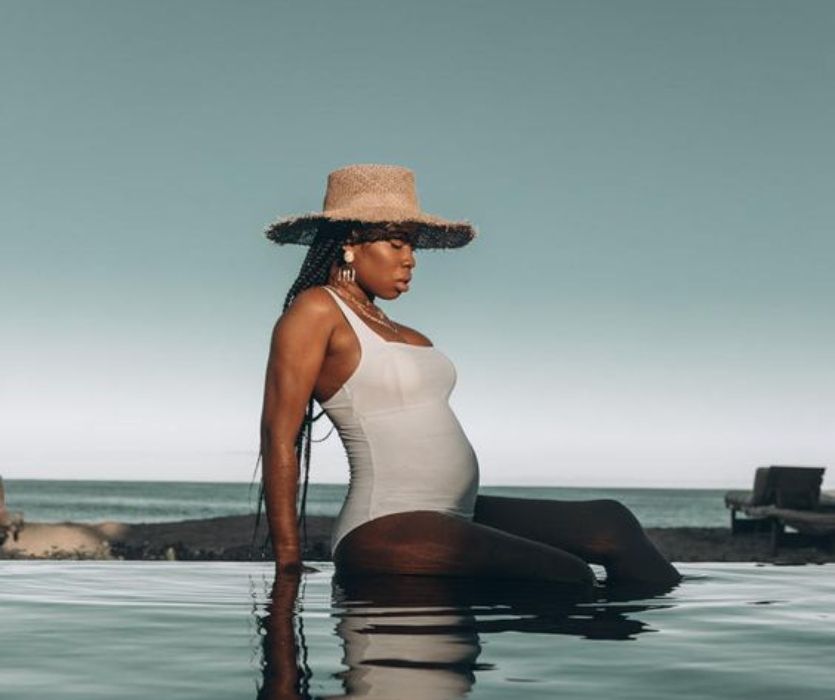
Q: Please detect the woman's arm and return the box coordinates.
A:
[260,289,334,571]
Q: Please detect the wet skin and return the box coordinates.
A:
[260,237,682,588]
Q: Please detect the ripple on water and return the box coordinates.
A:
[1,561,834,699]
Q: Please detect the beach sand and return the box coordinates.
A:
[2,514,834,565]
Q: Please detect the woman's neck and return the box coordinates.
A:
[328,278,375,305]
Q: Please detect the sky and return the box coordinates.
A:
[1,0,833,488]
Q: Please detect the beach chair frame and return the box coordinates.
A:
[724,466,835,554]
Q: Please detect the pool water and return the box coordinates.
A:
[2,561,833,699]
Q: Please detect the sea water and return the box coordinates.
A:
[2,561,833,699]
[4,480,732,527]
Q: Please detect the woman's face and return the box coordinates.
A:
[348,237,416,300]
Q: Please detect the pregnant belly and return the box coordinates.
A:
[360,403,480,508]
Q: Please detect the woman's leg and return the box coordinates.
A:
[333,510,596,587]
[473,495,681,586]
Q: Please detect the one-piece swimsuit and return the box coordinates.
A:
[319,286,480,557]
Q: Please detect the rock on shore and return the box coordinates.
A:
[2,514,833,565]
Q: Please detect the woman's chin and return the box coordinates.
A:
[377,281,410,299]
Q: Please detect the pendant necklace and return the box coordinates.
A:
[326,284,405,339]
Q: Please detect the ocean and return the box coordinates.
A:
[3,560,834,699]
[4,479,734,528]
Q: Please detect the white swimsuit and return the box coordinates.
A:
[319,286,480,557]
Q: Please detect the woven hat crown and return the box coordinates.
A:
[265,163,477,249]
[323,164,420,214]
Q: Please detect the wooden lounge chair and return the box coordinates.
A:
[724,466,835,553]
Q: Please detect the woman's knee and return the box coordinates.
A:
[575,499,648,561]
[595,499,643,532]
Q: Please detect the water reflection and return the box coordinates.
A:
[256,570,680,699]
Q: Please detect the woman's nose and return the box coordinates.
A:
[404,247,416,268]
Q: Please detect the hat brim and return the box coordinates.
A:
[264,208,477,249]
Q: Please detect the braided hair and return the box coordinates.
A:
[250,228,346,560]
[250,221,421,561]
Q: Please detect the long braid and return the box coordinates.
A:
[250,229,347,561]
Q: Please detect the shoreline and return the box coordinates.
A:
[2,514,834,565]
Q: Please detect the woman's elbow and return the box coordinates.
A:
[260,425,281,457]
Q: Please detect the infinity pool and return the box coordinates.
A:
[2,561,833,699]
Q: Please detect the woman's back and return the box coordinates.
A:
[319,286,480,556]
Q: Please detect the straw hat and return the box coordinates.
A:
[264,163,477,249]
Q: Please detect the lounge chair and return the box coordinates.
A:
[724,466,835,553]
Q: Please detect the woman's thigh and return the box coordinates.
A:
[333,510,596,586]
[473,494,646,566]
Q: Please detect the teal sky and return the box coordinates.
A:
[2,0,832,487]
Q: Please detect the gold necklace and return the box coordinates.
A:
[326,284,405,338]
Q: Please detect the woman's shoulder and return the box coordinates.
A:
[288,284,355,316]
[288,285,336,311]
[275,286,338,328]
[270,286,338,347]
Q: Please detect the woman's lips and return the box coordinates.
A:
[396,279,411,291]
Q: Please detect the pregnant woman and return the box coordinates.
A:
[258,163,681,588]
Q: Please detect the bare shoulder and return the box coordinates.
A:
[285,285,338,316]
[272,286,338,339]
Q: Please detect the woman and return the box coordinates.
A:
[258,163,681,588]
